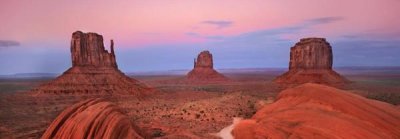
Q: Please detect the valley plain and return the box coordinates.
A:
[1,67,399,138]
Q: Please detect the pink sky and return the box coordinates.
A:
[1,0,399,47]
[1,0,400,74]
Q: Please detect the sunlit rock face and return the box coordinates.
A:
[41,98,144,139]
[274,38,348,85]
[232,83,400,139]
[33,31,151,96]
[187,50,228,82]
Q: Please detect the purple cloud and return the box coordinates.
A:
[202,20,233,29]
[0,40,20,47]
[306,16,344,24]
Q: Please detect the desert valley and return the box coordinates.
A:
[1,1,400,139]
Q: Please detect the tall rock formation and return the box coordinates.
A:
[33,31,151,96]
[71,31,117,67]
[187,51,228,82]
[194,50,213,69]
[41,98,144,139]
[232,83,400,139]
[274,38,348,84]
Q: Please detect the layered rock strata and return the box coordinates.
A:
[41,98,143,139]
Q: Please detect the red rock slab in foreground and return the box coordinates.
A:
[233,83,400,139]
[41,98,143,139]
[187,50,228,82]
[274,38,349,85]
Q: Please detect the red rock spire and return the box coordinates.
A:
[110,39,115,56]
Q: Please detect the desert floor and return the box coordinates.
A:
[0,68,399,138]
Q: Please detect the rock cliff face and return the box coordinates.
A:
[274,38,348,84]
[289,38,332,70]
[41,98,144,139]
[194,51,213,68]
[33,31,151,95]
[71,31,117,67]
[187,51,228,82]
[232,83,400,139]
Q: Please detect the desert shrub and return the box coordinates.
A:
[367,92,400,105]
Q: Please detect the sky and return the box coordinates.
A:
[0,0,399,74]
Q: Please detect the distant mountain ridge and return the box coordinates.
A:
[0,73,59,78]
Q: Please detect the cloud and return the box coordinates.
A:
[0,40,20,47]
[305,16,344,24]
[231,16,344,39]
[188,16,344,42]
[185,32,225,40]
[185,32,200,37]
[202,20,233,29]
[241,16,344,37]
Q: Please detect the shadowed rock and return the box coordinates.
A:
[274,38,348,85]
[71,31,117,67]
[186,50,228,82]
[33,31,151,96]
[233,83,400,139]
[41,98,143,139]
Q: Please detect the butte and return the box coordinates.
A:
[186,50,229,82]
[32,31,151,96]
[274,38,349,85]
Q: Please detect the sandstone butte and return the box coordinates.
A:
[274,38,349,85]
[32,31,151,96]
[232,83,400,139]
[41,98,144,139]
[186,50,228,82]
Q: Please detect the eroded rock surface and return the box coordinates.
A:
[233,83,400,139]
[274,38,348,84]
[187,51,228,82]
[33,31,151,96]
[41,98,143,139]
